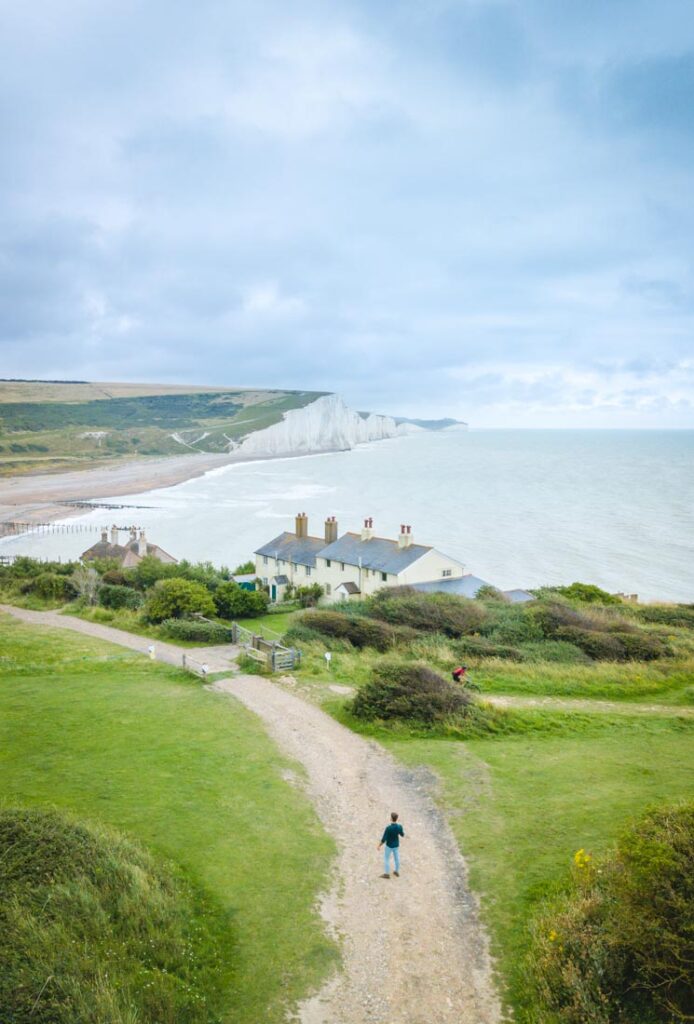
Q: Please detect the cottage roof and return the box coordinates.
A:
[335,580,361,594]
[272,574,289,584]
[411,574,491,598]
[502,588,535,604]
[80,541,128,561]
[317,532,432,575]
[255,531,326,568]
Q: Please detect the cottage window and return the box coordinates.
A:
[381,572,387,582]
[325,583,331,596]
[262,577,268,586]
[326,559,331,567]
[340,562,345,571]
[305,566,312,576]
[442,569,452,577]
[263,555,268,565]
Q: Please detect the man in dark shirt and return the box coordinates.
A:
[378,811,405,878]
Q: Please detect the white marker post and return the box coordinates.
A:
[324,651,332,671]
[147,644,156,661]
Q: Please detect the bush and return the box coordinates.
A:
[519,640,592,665]
[160,618,233,643]
[144,578,216,623]
[214,581,269,619]
[527,804,694,1024]
[554,625,627,661]
[233,560,256,575]
[19,572,76,602]
[351,661,472,724]
[294,583,324,608]
[131,555,180,589]
[100,568,132,587]
[368,587,488,637]
[298,611,411,651]
[637,605,694,630]
[99,583,143,610]
[0,807,224,1023]
[455,636,524,661]
[554,582,622,605]
[613,630,671,661]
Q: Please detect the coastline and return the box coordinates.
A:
[0,447,342,528]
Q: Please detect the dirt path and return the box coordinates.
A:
[2,604,502,1024]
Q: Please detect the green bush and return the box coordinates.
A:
[613,630,671,661]
[527,803,694,1024]
[455,636,524,661]
[160,618,233,643]
[482,605,545,645]
[19,572,77,602]
[351,660,472,724]
[368,587,488,637]
[294,583,325,608]
[233,560,256,575]
[553,582,621,605]
[130,555,180,590]
[554,625,627,661]
[100,568,132,587]
[637,605,694,630]
[143,578,216,623]
[99,583,143,610]
[0,807,225,1024]
[519,640,592,665]
[214,581,269,619]
[298,611,410,651]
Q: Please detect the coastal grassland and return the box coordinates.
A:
[0,615,337,1023]
[383,719,694,1020]
[0,385,324,474]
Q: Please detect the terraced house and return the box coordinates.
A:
[254,513,466,603]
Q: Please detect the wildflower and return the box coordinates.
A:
[549,930,558,942]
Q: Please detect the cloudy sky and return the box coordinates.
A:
[1,0,693,426]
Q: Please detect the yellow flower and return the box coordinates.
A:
[549,930,558,942]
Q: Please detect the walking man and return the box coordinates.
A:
[378,811,404,878]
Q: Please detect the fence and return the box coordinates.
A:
[231,622,301,672]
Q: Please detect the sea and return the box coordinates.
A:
[2,430,693,603]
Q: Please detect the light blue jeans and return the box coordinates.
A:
[384,845,400,874]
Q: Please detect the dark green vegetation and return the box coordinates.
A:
[0,381,324,473]
[528,804,694,1023]
[351,660,471,724]
[0,616,337,1022]
[262,584,694,1019]
[0,556,270,642]
[0,808,227,1024]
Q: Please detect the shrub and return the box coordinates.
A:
[529,599,597,638]
[351,660,472,724]
[160,618,233,643]
[99,583,143,610]
[233,560,256,575]
[455,636,524,661]
[554,582,621,605]
[554,626,627,661]
[294,583,324,608]
[214,581,269,619]
[482,606,545,645]
[19,572,76,602]
[144,578,216,623]
[131,555,180,589]
[368,587,488,637]
[0,807,224,1023]
[475,584,508,602]
[613,630,671,661]
[519,640,592,665]
[100,568,131,587]
[637,605,694,630]
[527,803,694,1024]
[298,611,410,651]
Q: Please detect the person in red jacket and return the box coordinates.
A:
[452,665,468,684]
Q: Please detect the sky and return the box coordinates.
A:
[1,0,693,427]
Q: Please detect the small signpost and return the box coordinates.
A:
[324,651,332,670]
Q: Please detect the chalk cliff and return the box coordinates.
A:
[233,393,415,457]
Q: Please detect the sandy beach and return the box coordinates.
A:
[0,450,287,527]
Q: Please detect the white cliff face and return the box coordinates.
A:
[234,394,406,457]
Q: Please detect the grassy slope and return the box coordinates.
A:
[387,722,694,1019]
[0,383,325,475]
[0,615,337,1023]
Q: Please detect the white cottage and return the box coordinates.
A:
[255,514,465,603]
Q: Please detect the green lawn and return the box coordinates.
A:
[385,720,694,1020]
[0,615,337,1023]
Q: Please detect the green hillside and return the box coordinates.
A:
[0,381,326,475]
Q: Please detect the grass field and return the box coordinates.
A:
[386,720,694,1019]
[0,614,337,1023]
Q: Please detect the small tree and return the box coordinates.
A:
[144,578,216,623]
[214,581,269,619]
[233,560,256,575]
[71,566,101,606]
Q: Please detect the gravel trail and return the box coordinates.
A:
[213,674,502,1024]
